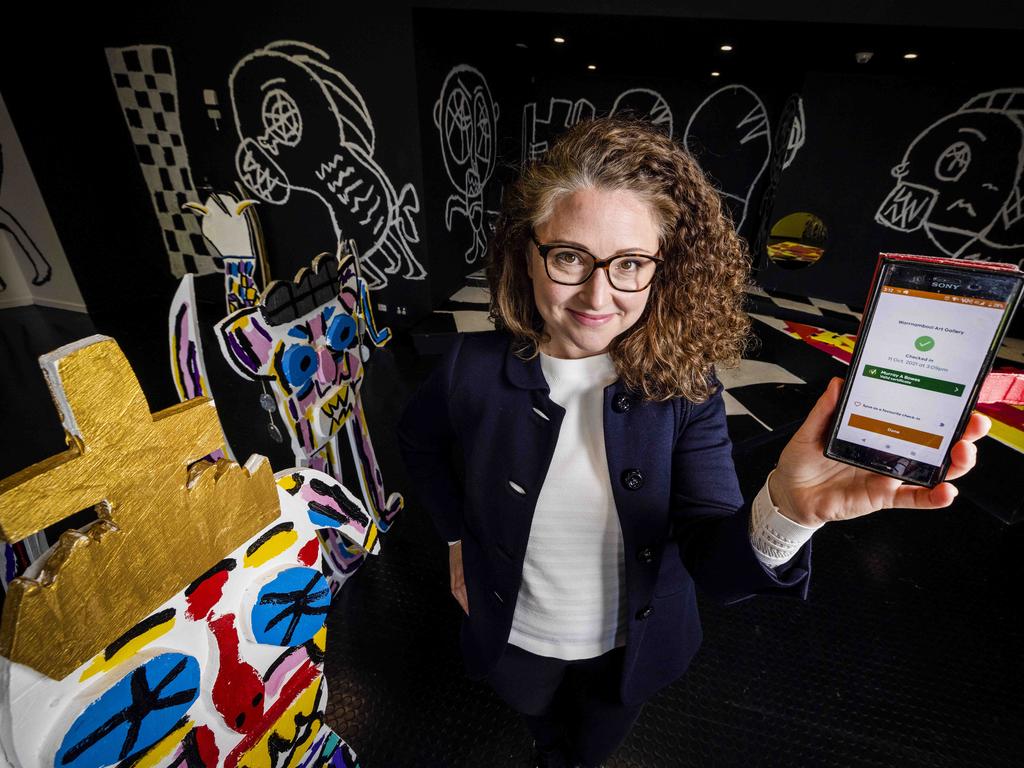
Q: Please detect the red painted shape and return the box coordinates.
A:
[186,569,230,621]
[209,613,266,734]
[977,401,1024,431]
[192,725,220,765]
[225,660,321,768]
[298,537,321,566]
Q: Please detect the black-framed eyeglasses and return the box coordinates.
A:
[531,232,662,292]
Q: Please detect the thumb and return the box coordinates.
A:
[793,377,844,445]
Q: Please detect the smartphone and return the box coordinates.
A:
[825,253,1023,487]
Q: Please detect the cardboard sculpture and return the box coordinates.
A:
[0,336,365,767]
[217,247,401,590]
[182,192,267,315]
[169,273,214,403]
[170,191,266,405]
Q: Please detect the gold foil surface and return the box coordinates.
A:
[0,338,279,680]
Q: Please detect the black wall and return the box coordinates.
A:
[2,2,1023,473]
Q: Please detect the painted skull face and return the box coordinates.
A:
[436,65,498,199]
[214,244,402,540]
[216,252,364,462]
[219,253,363,460]
[232,52,348,206]
[229,42,426,290]
[876,111,1022,256]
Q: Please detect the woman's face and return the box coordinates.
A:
[528,187,660,359]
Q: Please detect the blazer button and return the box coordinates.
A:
[612,393,632,413]
[635,605,654,621]
[637,547,654,564]
[621,468,644,491]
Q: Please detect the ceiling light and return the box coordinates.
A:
[587,64,597,71]
[553,36,566,44]
[711,71,720,77]
[515,42,528,49]
[855,51,874,64]
[720,44,733,51]
[904,52,918,59]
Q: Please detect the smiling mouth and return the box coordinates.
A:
[568,309,615,326]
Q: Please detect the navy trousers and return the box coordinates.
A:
[487,643,644,767]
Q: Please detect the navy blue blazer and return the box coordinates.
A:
[398,331,811,705]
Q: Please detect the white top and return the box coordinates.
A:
[451,353,819,660]
[507,352,625,659]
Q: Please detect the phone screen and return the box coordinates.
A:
[826,258,1022,486]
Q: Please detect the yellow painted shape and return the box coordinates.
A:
[244,528,298,568]
[0,339,280,680]
[238,681,323,768]
[133,718,194,768]
[79,614,176,682]
[312,624,327,653]
[363,522,379,553]
[810,329,856,354]
[277,474,299,493]
[988,413,1024,453]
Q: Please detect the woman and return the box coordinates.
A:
[398,117,987,767]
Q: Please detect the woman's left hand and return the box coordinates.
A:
[768,377,991,527]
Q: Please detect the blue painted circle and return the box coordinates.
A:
[55,653,200,767]
[251,567,331,647]
[326,314,357,351]
[282,344,319,388]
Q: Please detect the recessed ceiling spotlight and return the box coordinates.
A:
[904,52,919,59]
[587,64,597,71]
[553,36,566,44]
[720,44,733,51]
[515,42,528,49]
[711,71,721,77]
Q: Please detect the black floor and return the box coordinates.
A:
[322,337,1024,768]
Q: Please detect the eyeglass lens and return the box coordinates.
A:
[545,247,658,291]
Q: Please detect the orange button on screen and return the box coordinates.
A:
[848,414,943,449]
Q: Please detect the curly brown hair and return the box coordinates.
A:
[487,116,752,403]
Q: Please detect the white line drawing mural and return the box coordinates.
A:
[522,97,596,164]
[610,88,674,137]
[684,84,772,231]
[230,40,426,289]
[105,45,217,277]
[875,88,1024,262]
[434,65,500,264]
[0,143,51,292]
[521,87,673,169]
[753,93,807,263]
[782,96,806,170]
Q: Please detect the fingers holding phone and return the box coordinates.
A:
[825,255,1021,487]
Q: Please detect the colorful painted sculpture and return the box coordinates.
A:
[216,246,401,591]
[169,273,214,404]
[182,192,267,315]
[0,336,365,767]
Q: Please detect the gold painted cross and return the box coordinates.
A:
[0,336,279,680]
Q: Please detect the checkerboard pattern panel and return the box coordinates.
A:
[106,45,215,278]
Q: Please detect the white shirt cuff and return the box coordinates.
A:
[448,540,460,546]
[749,470,821,568]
